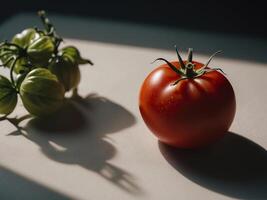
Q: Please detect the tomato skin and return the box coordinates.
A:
[12,28,55,66]
[0,75,18,115]
[48,55,80,92]
[139,61,236,149]
[12,28,42,49]
[20,68,65,117]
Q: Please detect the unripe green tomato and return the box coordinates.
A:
[61,46,92,65]
[61,46,82,63]
[15,72,28,89]
[48,55,80,92]
[12,28,42,49]
[0,75,18,115]
[20,68,65,117]
[12,28,55,66]
[27,36,55,65]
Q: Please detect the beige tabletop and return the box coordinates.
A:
[0,13,267,200]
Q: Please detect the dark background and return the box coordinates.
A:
[1,1,266,38]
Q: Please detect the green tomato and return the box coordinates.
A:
[48,55,80,92]
[12,28,42,49]
[12,28,55,66]
[61,46,93,65]
[0,75,18,115]
[20,68,65,116]
[27,36,55,65]
[15,72,28,90]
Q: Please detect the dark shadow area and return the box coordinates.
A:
[8,94,142,195]
[0,165,70,200]
[1,1,266,38]
[159,132,267,199]
[1,12,266,64]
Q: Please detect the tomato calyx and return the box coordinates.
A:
[153,46,224,85]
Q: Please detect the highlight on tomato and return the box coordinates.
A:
[139,47,236,149]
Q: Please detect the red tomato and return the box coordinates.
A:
[139,49,236,149]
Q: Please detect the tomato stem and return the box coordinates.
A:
[38,10,63,54]
[152,47,225,86]
[185,63,198,78]
[0,114,32,133]
[38,10,54,35]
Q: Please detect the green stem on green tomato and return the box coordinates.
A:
[38,10,63,53]
[38,10,53,34]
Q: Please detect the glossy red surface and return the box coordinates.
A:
[139,61,236,148]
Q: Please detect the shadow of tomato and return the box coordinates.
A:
[159,132,267,199]
[6,93,143,195]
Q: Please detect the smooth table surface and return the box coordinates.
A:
[0,13,267,200]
